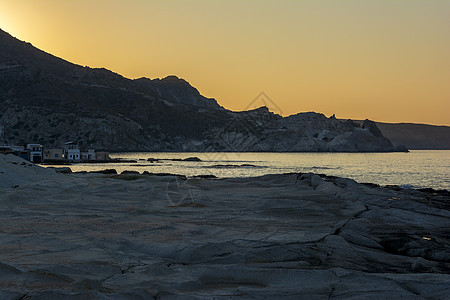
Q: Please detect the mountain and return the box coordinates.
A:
[348,120,450,150]
[375,122,450,150]
[0,29,405,152]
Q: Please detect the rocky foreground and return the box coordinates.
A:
[0,153,449,299]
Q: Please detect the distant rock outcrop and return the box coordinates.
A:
[375,122,450,150]
[0,28,405,152]
[347,119,450,150]
[134,76,221,110]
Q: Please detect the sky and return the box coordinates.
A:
[0,0,449,125]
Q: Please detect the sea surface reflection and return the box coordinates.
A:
[44,150,450,190]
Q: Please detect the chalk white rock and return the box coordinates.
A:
[0,154,59,188]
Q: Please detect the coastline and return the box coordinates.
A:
[41,150,450,191]
[1,153,449,298]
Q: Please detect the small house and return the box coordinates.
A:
[81,150,96,161]
[43,149,64,161]
[26,144,43,163]
[64,142,81,161]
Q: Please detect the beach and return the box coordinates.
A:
[1,153,449,298]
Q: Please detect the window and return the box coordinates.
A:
[55,154,58,158]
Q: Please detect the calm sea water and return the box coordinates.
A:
[49,150,450,190]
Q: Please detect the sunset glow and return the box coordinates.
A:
[1,0,449,125]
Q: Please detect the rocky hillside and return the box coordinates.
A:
[375,122,450,150]
[349,120,450,150]
[0,28,405,152]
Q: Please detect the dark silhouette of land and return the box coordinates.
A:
[0,29,420,152]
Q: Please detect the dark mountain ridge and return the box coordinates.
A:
[0,29,406,152]
[350,120,450,150]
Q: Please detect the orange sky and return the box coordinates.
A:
[0,0,449,125]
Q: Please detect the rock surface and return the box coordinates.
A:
[0,154,449,298]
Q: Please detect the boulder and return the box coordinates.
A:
[192,174,217,179]
[183,157,202,162]
[52,167,72,174]
[89,169,117,174]
[121,170,140,175]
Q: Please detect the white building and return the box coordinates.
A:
[26,144,43,163]
[81,149,96,161]
[64,142,81,161]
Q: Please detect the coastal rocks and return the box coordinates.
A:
[142,171,188,180]
[167,157,203,162]
[89,169,117,174]
[323,127,396,152]
[182,156,202,162]
[215,111,407,152]
[147,157,202,162]
[120,170,139,175]
[362,119,383,137]
[208,163,262,168]
[192,174,217,179]
[0,154,59,188]
[50,167,72,174]
[0,154,449,297]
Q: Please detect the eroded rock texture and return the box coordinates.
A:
[0,154,449,298]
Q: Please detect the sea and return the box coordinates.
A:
[50,150,450,191]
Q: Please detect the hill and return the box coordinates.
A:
[349,120,450,150]
[0,29,405,152]
[375,122,450,150]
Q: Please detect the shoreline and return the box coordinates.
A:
[1,153,449,298]
[46,164,450,193]
[39,150,450,191]
[48,165,450,194]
